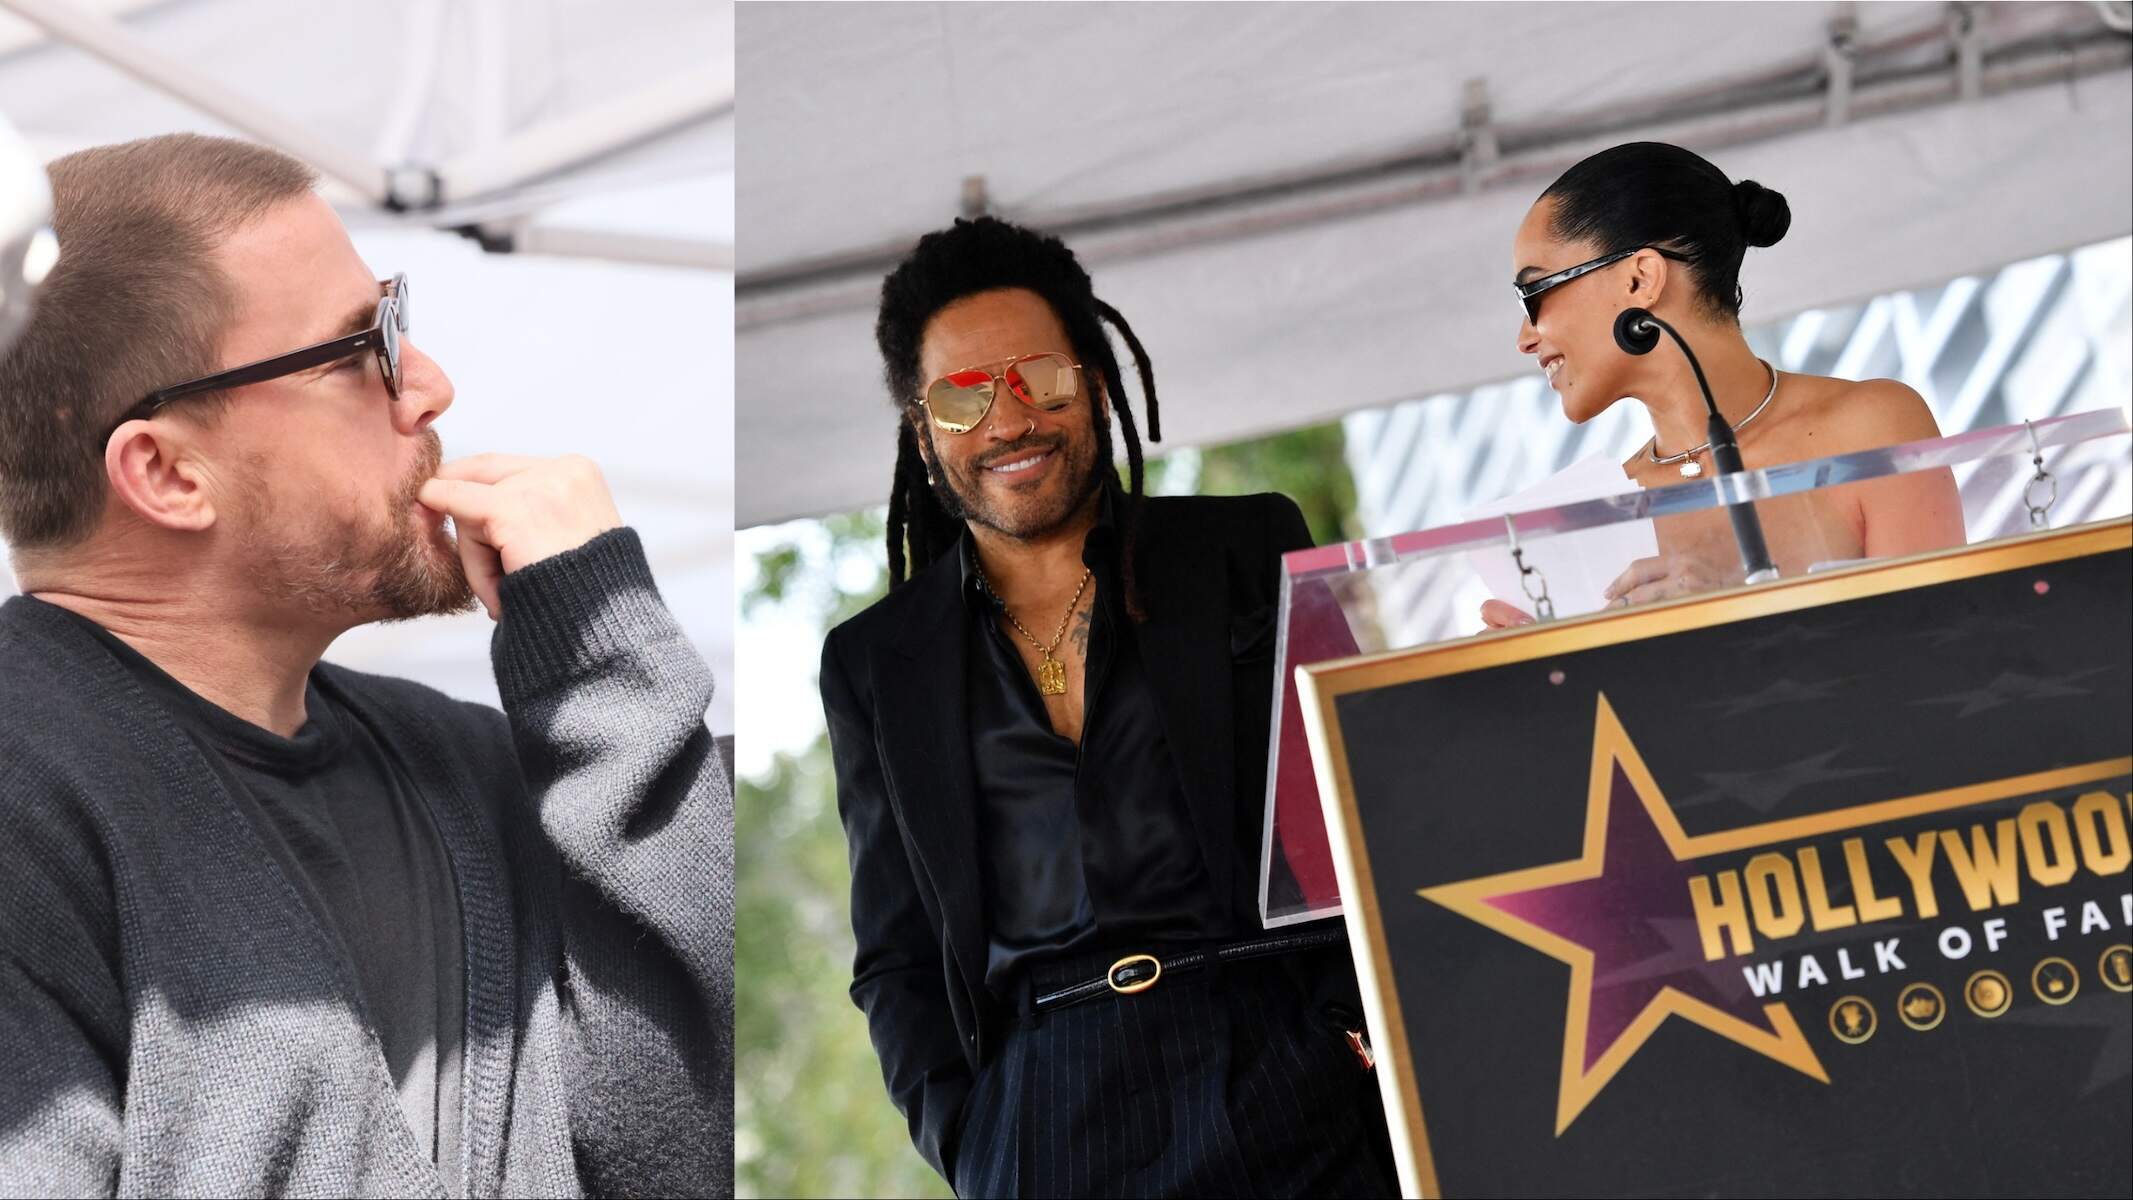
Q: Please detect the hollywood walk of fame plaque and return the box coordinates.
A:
[1297,518,2132,1197]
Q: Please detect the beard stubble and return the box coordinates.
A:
[240,428,476,622]
[927,421,1102,542]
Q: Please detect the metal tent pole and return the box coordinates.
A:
[0,0,387,205]
[433,73,733,205]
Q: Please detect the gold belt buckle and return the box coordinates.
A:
[1107,953,1161,995]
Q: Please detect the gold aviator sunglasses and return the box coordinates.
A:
[919,352,1083,434]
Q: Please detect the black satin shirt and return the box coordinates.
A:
[960,499,1221,997]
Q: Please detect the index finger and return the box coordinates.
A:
[416,475,503,522]
[434,453,552,485]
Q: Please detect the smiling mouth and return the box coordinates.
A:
[1541,354,1565,381]
[985,448,1054,476]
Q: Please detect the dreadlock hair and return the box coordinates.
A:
[876,217,1163,619]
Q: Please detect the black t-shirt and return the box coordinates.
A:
[61,607,465,1194]
[959,502,1223,996]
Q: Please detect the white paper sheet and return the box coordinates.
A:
[1462,455,1659,620]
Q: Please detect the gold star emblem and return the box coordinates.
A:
[1420,695,1828,1133]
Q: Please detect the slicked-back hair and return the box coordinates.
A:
[1541,141,1790,322]
[0,133,317,550]
[874,217,1161,617]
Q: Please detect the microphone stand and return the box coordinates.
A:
[1614,308,1779,585]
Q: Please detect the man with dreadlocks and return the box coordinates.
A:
[820,217,1397,1198]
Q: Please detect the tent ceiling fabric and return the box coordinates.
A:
[0,0,733,248]
[734,1,2133,527]
[0,0,736,727]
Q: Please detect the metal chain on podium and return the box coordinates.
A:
[1503,514,1556,622]
[2023,419,2058,529]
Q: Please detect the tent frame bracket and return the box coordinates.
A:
[0,0,386,203]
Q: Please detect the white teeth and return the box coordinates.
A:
[1544,357,1563,380]
[990,451,1050,474]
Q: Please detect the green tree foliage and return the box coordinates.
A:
[735,509,945,1199]
[736,423,1356,1197]
[736,739,953,1199]
[1158,422,1361,547]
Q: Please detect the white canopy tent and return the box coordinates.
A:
[0,0,737,730]
[0,0,733,265]
[735,0,2133,529]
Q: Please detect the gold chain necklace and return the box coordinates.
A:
[976,561,1092,697]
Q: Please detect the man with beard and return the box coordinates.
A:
[0,135,730,1197]
[821,217,1396,1198]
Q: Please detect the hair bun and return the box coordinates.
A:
[1733,179,1790,248]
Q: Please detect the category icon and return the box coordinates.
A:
[2031,956,2080,1006]
[1896,982,1945,1031]
[1829,995,1876,1045]
[2102,944,2132,994]
[1964,969,2013,1018]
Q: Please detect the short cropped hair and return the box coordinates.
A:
[0,133,316,548]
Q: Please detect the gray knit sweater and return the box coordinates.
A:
[0,529,733,1198]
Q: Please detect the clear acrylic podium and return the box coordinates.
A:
[1260,408,2133,927]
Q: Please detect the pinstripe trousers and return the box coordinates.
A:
[949,951,1398,1199]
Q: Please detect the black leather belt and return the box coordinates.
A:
[1030,927,1348,1013]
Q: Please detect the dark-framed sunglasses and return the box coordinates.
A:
[919,351,1083,435]
[105,273,409,438]
[1515,247,1692,324]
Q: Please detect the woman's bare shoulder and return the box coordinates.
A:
[1786,373,1943,452]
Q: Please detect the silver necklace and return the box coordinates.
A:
[1646,359,1779,478]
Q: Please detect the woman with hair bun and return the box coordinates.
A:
[1485,141,1963,627]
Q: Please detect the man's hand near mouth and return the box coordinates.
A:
[418,453,625,620]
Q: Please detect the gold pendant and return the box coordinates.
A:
[1036,656,1067,696]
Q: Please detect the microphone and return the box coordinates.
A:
[1612,308,1661,356]
[1615,307,1779,585]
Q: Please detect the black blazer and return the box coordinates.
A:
[820,490,1315,1178]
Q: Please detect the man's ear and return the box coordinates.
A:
[104,420,218,533]
[907,412,938,475]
